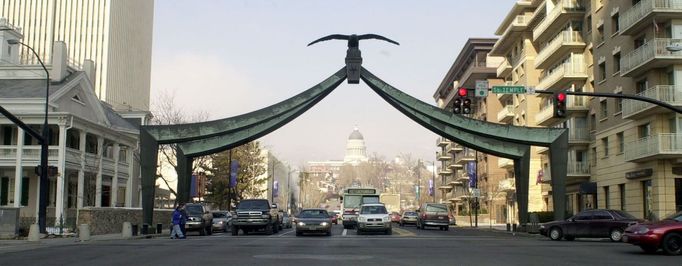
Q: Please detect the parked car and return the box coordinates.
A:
[390,212,402,223]
[416,203,450,231]
[400,211,418,226]
[282,212,292,229]
[184,203,213,236]
[539,209,642,241]
[623,211,682,255]
[357,203,392,235]
[212,211,232,232]
[295,209,332,236]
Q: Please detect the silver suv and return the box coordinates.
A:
[357,203,392,235]
[184,203,213,236]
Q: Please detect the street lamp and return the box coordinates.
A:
[7,39,50,234]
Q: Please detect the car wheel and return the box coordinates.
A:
[444,226,449,231]
[231,226,238,236]
[296,231,302,237]
[640,245,658,254]
[609,228,623,242]
[199,226,207,236]
[549,227,562,241]
[386,229,392,235]
[326,230,332,236]
[662,232,682,255]
[265,224,274,235]
[273,223,279,234]
[357,229,363,235]
[564,236,575,241]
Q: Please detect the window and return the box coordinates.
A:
[591,147,597,166]
[611,13,619,34]
[597,24,605,44]
[0,177,8,205]
[594,210,613,220]
[636,79,648,94]
[575,211,593,220]
[600,100,608,118]
[638,123,651,139]
[619,184,626,210]
[615,92,623,113]
[590,114,597,131]
[617,132,624,154]
[586,15,592,33]
[602,137,609,157]
[613,52,621,74]
[598,62,606,81]
[603,186,610,209]
[21,177,29,206]
[676,179,682,211]
[634,36,646,49]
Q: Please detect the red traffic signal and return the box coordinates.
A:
[554,92,567,118]
[458,88,468,97]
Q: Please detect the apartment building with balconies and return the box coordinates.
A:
[490,1,548,222]
[432,38,508,223]
[591,0,682,220]
[530,0,594,216]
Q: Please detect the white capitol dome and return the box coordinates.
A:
[344,127,368,165]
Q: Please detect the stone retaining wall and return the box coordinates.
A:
[77,208,173,235]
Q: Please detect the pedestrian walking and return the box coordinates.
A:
[180,203,188,236]
[170,203,186,239]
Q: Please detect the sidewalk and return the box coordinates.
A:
[454,222,545,238]
[0,232,164,250]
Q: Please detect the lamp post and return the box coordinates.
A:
[7,39,49,234]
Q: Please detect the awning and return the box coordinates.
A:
[579,182,597,194]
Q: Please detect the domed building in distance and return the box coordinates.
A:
[344,127,369,165]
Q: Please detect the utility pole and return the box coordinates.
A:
[432,160,436,203]
[227,149,232,212]
[474,150,479,228]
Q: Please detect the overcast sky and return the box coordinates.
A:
[150,0,510,167]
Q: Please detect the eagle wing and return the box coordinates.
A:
[357,34,400,46]
[307,34,350,46]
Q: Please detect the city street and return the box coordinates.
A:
[1,224,679,266]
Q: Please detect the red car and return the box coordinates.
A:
[390,212,402,223]
[623,211,682,255]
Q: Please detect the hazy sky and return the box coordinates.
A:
[151,0,510,167]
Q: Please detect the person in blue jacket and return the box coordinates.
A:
[170,203,186,239]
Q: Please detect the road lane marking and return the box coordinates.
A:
[392,227,416,237]
[342,229,347,236]
[278,230,295,237]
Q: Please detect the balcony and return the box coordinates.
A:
[535,104,557,126]
[437,137,449,147]
[448,161,463,170]
[448,143,463,154]
[622,85,682,119]
[453,149,476,164]
[497,105,515,123]
[533,0,586,42]
[567,94,589,112]
[497,81,516,102]
[620,0,682,35]
[491,14,533,56]
[568,127,590,145]
[497,59,512,77]
[0,146,59,162]
[437,152,451,161]
[439,169,453,176]
[535,31,586,69]
[497,158,514,169]
[498,178,516,192]
[621,38,682,77]
[536,58,588,92]
[625,133,682,162]
[567,161,590,176]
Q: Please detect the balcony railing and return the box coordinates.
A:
[535,104,555,125]
[497,158,514,168]
[625,133,682,161]
[567,95,588,109]
[537,58,587,91]
[568,127,590,142]
[620,0,682,34]
[497,105,515,122]
[622,85,682,118]
[498,178,515,192]
[437,152,452,161]
[535,31,585,68]
[497,59,512,77]
[621,38,682,76]
[533,0,586,41]
[0,146,59,160]
[437,137,449,147]
[454,149,476,164]
[567,161,590,175]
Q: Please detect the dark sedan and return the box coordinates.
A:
[295,209,332,236]
[539,209,642,242]
[623,211,682,255]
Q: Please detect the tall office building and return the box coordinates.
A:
[0,0,154,114]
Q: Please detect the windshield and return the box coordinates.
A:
[212,212,227,218]
[426,204,448,212]
[404,212,417,216]
[298,210,329,218]
[186,205,204,215]
[664,211,682,222]
[343,195,362,208]
[362,196,380,204]
[361,205,387,214]
[237,200,270,210]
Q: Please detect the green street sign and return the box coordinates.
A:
[492,85,526,94]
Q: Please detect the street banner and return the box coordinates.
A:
[273,180,279,198]
[467,161,477,188]
[190,174,197,197]
[428,179,434,196]
[230,160,239,188]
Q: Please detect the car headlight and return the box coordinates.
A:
[539,225,545,229]
[634,226,650,234]
[261,214,270,219]
[320,222,329,226]
[383,216,390,222]
[358,217,365,222]
[216,221,224,224]
[297,222,306,226]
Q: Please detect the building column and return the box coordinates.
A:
[55,124,67,225]
[13,127,24,207]
[125,145,134,207]
[111,143,120,207]
[77,130,86,208]
[95,136,103,207]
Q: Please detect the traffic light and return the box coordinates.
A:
[453,98,462,114]
[462,98,472,114]
[553,91,567,118]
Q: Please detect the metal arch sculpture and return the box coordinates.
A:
[139,34,568,228]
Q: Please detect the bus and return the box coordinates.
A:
[340,187,380,229]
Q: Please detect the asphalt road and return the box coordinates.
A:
[1,223,679,266]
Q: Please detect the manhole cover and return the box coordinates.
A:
[254,254,372,260]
